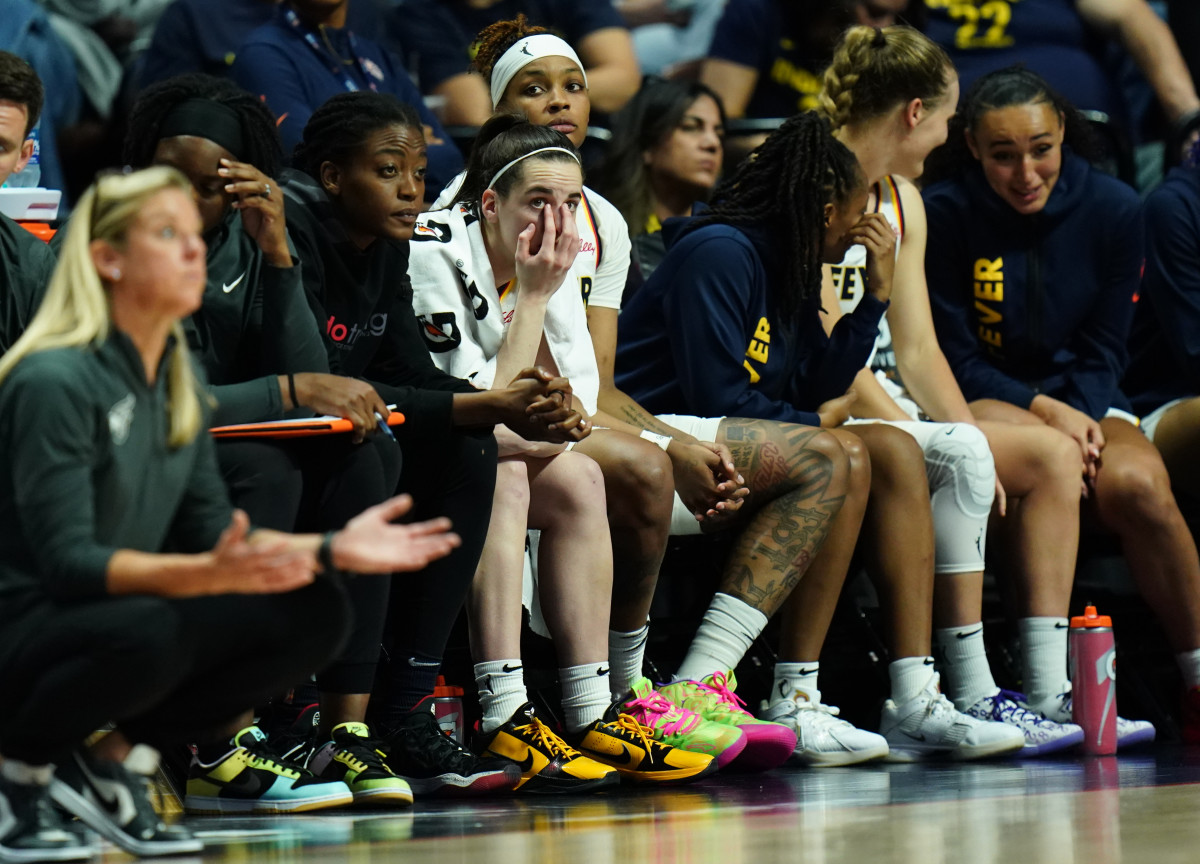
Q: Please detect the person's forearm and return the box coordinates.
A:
[596,384,701,444]
[451,389,504,426]
[1118,2,1200,120]
[494,299,549,390]
[584,66,641,113]
[106,549,215,597]
[896,348,978,424]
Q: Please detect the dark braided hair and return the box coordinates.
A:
[125,73,282,176]
[293,91,423,180]
[471,14,549,87]
[456,114,580,212]
[686,112,863,324]
[922,66,1098,186]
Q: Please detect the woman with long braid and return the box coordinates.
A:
[800,25,1090,755]
[617,111,1025,762]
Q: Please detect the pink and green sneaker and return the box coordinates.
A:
[620,677,746,769]
[659,671,797,771]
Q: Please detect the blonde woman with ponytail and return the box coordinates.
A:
[771,24,1104,755]
[0,167,461,859]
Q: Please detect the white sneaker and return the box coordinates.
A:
[1031,685,1156,749]
[760,697,889,766]
[880,673,1025,762]
[962,690,1083,756]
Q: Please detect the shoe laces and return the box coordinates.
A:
[987,690,1053,726]
[392,716,477,773]
[624,691,700,737]
[241,739,304,779]
[335,733,391,775]
[697,671,751,717]
[606,713,662,756]
[513,716,581,760]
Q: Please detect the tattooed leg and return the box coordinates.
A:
[713,419,851,620]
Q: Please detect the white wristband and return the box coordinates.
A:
[639,430,672,451]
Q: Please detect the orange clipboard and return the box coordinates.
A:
[211,411,406,439]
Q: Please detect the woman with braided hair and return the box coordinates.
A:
[457,17,932,773]
[803,24,1096,755]
[616,110,1026,763]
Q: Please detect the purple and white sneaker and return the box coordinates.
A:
[963,690,1084,756]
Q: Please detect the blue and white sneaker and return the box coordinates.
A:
[1037,687,1156,749]
[963,690,1084,756]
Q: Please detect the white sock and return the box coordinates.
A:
[474,659,528,735]
[673,593,768,683]
[889,656,937,705]
[559,663,612,733]
[0,759,53,786]
[609,623,649,701]
[934,623,999,711]
[771,661,821,706]
[1177,649,1200,689]
[1018,617,1069,707]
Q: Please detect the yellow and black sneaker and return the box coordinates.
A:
[477,703,618,794]
[307,723,413,807]
[567,710,718,785]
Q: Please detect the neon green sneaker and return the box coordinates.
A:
[307,723,414,806]
[659,671,797,771]
[619,677,745,769]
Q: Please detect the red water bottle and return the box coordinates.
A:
[1070,605,1117,755]
[430,676,465,744]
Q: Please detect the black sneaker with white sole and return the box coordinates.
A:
[49,746,201,858]
[383,708,520,797]
[0,774,92,863]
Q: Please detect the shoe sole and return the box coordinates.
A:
[402,771,520,798]
[882,736,1025,763]
[608,757,719,785]
[350,788,414,807]
[795,742,891,767]
[516,772,620,795]
[1117,727,1157,749]
[182,789,353,815]
[49,779,203,857]
[725,726,799,772]
[1016,729,1085,758]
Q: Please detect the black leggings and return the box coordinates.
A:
[382,429,497,716]
[217,435,402,694]
[0,578,350,765]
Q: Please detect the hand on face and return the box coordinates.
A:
[219,158,290,266]
[514,202,580,301]
[846,211,898,301]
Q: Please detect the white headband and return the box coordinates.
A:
[488,146,580,190]
[489,34,588,109]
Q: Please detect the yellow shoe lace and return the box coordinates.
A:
[609,713,666,763]
[514,716,581,760]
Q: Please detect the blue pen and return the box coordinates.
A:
[375,411,398,444]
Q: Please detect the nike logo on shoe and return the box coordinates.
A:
[902,731,927,742]
[222,272,246,294]
[74,755,138,824]
[515,750,535,773]
[614,745,642,768]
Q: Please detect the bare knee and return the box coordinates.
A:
[1098,451,1179,528]
[864,425,928,493]
[603,437,674,526]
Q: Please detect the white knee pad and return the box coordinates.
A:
[874,420,995,574]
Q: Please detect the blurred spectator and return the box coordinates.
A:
[616,0,726,77]
[231,0,462,193]
[920,0,1199,149]
[596,78,725,293]
[2,0,82,195]
[390,0,640,126]
[139,0,384,90]
[699,0,853,120]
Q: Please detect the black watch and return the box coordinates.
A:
[318,531,338,573]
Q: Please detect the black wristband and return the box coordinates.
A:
[318,531,338,573]
[287,372,299,409]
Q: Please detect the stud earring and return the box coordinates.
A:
[111,269,121,280]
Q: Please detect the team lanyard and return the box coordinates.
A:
[283,6,379,93]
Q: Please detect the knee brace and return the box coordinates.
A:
[922,423,996,574]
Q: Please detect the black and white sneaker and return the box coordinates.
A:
[49,746,201,857]
[0,773,92,863]
[384,708,520,797]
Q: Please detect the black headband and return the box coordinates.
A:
[158,98,246,161]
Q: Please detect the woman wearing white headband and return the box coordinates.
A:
[409,115,723,791]
[458,17,907,774]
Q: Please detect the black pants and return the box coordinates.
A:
[217,434,402,694]
[0,578,350,765]
[382,429,497,716]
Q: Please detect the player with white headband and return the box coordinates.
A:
[426,16,905,773]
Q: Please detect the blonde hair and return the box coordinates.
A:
[819,25,953,134]
[0,166,205,448]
